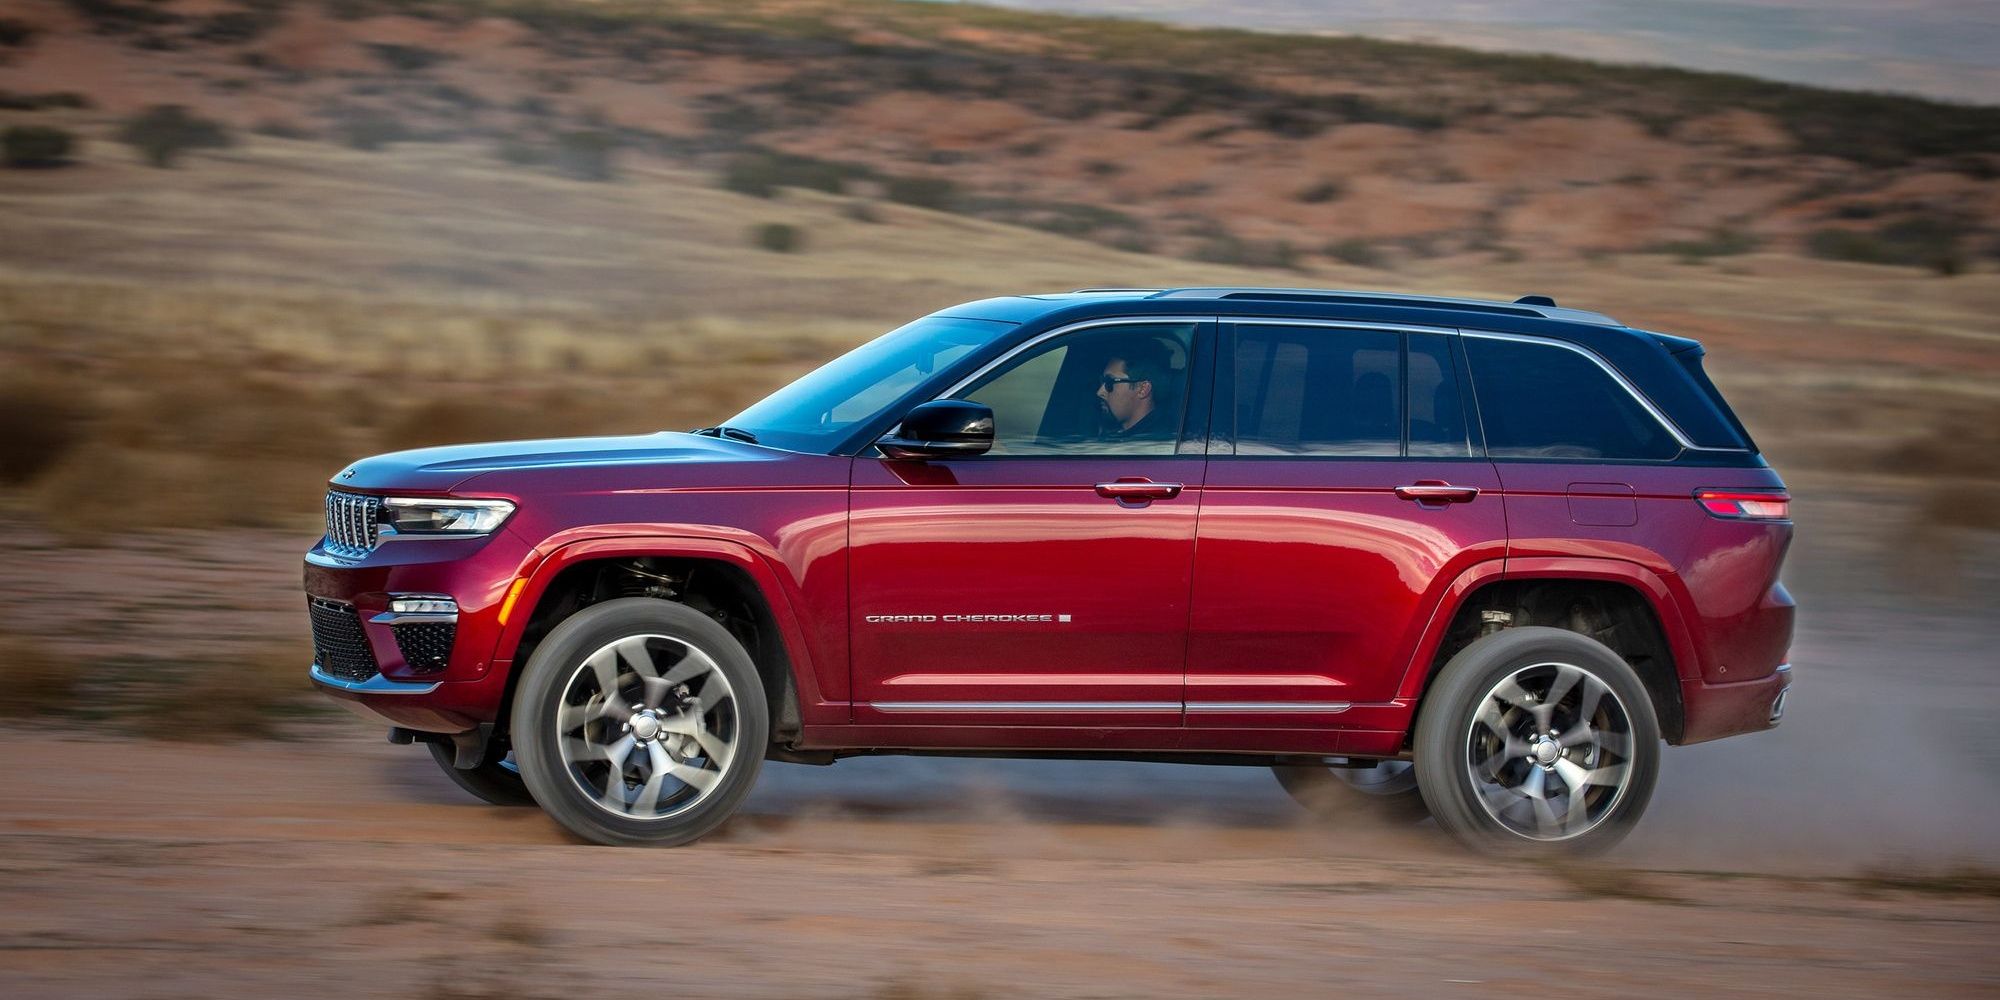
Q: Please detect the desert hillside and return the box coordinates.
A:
[0,0,1994,555]
[2,0,1998,270]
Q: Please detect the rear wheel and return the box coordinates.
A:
[426,739,535,806]
[1413,626,1659,855]
[1272,760,1430,823]
[511,598,769,847]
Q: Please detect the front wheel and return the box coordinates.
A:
[426,739,535,806]
[511,598,769,847]
[1413,626,1660,856]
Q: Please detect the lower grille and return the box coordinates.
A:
[308,597,378,682]
[392,622,456,675]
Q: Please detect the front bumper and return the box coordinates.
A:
[303,527,533,734]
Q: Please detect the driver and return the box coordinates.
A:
[1096,341,1175,442]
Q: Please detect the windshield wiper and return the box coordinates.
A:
[692,425,759,444]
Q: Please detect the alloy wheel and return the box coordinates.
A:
[555,634,740,821]
[1465,661,1635,841]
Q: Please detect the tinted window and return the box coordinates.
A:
[1234,326,1400,456]
[1408,334,1470,457]
[954,323,1193,455]
[1464,337,1680,460]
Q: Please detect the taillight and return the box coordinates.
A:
[1696,489,1790,520]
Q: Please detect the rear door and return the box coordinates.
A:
[848,319,1215,735]
[1186,321,1507,743]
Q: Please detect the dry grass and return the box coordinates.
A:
[141,643,321,741]
[0,622,319,738]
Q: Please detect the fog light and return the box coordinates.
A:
[389,596,458,615]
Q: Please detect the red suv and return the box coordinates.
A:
[305,288,1794,854]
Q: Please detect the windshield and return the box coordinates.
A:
[726,316,1013,453]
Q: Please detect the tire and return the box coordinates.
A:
[1272,761,1430,824]
[510,598,769,847]
[1413,626,1660,856]
[426,739,536,807]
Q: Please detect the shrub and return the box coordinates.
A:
[0,636,76,718]
[883,175,957,211]
[1806,216,1970,276]
[720,150,863,198]
[1647,228,1760,262]
[494,136,546,166]
[0,17,37,47]
[1296,179,1346,204]
[752,222,803,253]
[251,119,315,140]
[64,0,181,35]
[2,126,75,167]
[0,90,91,111]
[843,200,884,224]
[118,105,231,168]
[1324,237,1387,268]
[0,380,88,484]
[1191,232,1303,270]
[340,113,409,151]
[192,9,277,44]
[366,43,446,73]
[553,130,616,181]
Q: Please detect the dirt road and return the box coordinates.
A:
[5,661,1998,1000]
[3,503,1999,998]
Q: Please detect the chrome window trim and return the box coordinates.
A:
[1460,329,1743,454]
[309,663,442,695]
[868,701,1180,713]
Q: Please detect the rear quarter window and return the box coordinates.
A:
[1464,337,1681,461]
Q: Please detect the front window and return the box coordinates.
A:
[725,316,1010,453]
[954,322,1194,456]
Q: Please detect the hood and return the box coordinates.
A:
[328,431,778,493]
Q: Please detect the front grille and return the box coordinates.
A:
[392,622,456,674]
[308,597,378,682]
[324,491,383,557]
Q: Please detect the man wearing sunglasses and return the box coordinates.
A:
[1094,341,1176,443]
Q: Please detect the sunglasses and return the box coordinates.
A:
[1099,375,1144,391]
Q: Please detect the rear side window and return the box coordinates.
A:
[1463,337,1680,461]
[1408,334,1470,457]
[1235,326,1401,456]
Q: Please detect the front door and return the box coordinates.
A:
[849,319,1213,735]
[1186,322,1507,747]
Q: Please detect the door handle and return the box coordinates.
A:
[1394,482,1480,506]
[1095,477,1183,506]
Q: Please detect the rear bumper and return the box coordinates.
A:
[1677,662,1791,745]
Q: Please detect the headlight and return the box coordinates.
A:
[381,497,515,535]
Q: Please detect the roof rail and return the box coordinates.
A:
[1148,287,1620,326]
[1069,287,1166,294]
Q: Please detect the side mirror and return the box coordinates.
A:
[878,400,993,460]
